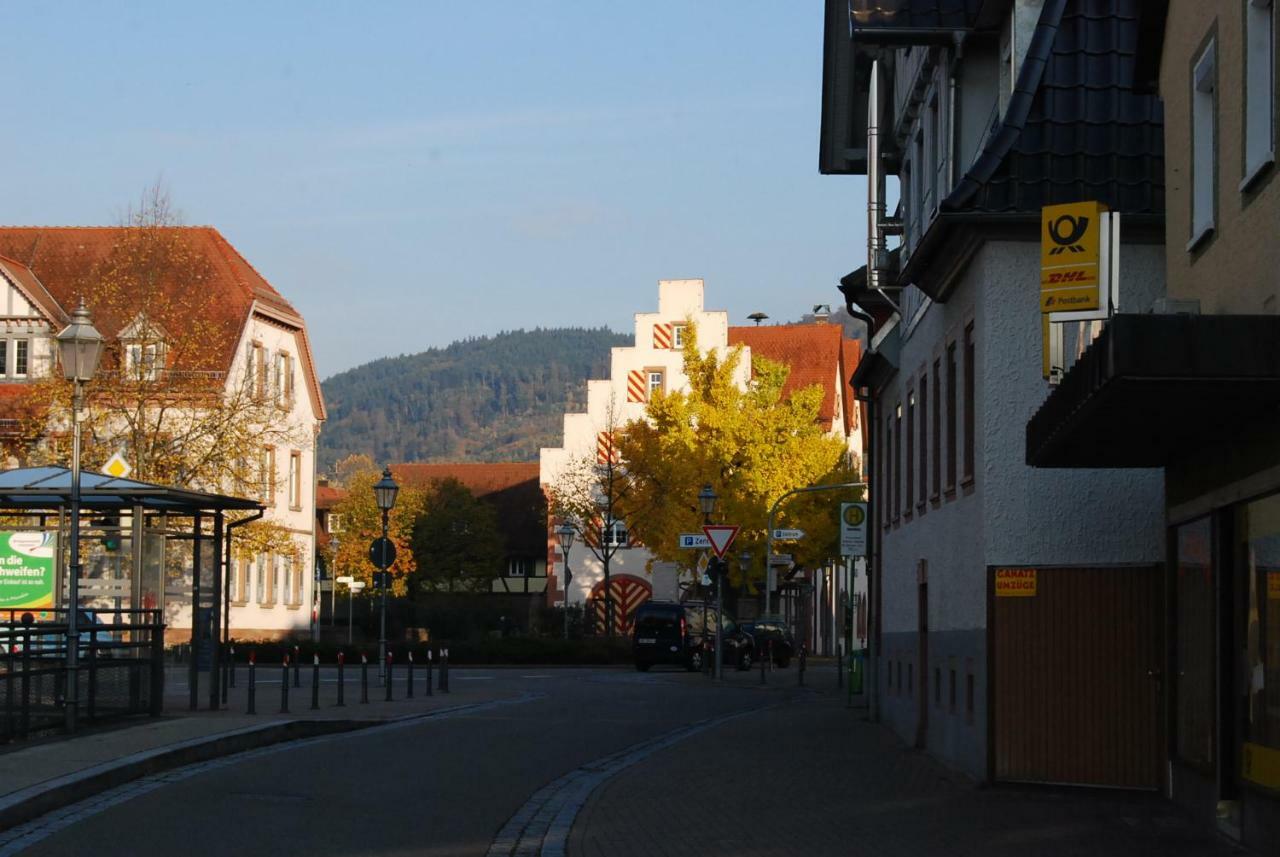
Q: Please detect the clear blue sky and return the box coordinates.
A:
[5,3,867,377]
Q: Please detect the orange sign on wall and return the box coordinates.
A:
[995,568,1037,597]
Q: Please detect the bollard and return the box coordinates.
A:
[407,651,414,699]
[385,651,393,702]
[311,654,320,710]
[280,656,290,713]
[336,652,346,707]
[426,649,433,697]
[441,648,450,693]
[293,646,301,688]
[229,644,237,688]
[247,650,257,715]
[360,653,369,704]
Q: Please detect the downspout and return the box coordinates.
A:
[867,59,885,298]
[948,35,962,188]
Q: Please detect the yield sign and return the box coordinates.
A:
[702,525,740,558]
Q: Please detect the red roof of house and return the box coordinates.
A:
[316,484,348,509]
[391,462,540,497]
[0,227,324,420]
[728,324,848,425]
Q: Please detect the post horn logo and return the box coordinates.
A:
[1047,214,1089,255]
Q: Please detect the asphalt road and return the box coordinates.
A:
[11,668,782,857]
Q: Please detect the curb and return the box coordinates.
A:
[0,718,370,833]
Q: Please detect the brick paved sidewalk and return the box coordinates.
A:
[571,689,1250,857]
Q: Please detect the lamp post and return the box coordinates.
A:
[372,467,399,681]
[54,300,104,733]
[698,484,722,680]
[556,523,575,640]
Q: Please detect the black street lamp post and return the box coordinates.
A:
[54,300,104,733]
[373,467,399,682]
[556,523,575,640]
[698,484,722,680]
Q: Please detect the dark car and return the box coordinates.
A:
[632,601,755,672]
[739,617,795,668]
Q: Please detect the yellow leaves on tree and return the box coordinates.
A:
[326,456,425,597]
[616,321,861,590]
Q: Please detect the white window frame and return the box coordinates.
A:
[1189,38,1217,250]
[125,342,163,381]
[12,339,29,378]
[506,557,534,578]
[602,519,629,548]
[672,324,686,348]
[255,553,266,604]
[1244,0,1276,189]
[328,513,344,533]
[288,450,302,510]
[647,368,665,395]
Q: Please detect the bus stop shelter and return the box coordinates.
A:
[0,466,263,728]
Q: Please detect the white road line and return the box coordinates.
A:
[485,702,774,857]
[0,693,545,857]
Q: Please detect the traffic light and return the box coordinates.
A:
[100,515,121,552]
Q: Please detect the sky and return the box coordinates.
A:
[4,3,868,378]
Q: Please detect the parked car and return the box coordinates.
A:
[632,601,755,672]
[738,617,795,668]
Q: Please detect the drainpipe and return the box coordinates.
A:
[867,59,885,297]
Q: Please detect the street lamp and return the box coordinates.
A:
[54,300,104,732]
[697,484,725,680]
[372,466,398,680]
[556,523,576,640]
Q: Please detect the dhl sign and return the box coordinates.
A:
[1040,201,1106,313]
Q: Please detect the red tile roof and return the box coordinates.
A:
[0,227,324,420]
[316,484,348,509]
[391,462,540,497]
[728,324,848,426]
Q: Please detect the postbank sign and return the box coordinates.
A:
[995,568,1037,597]
[1040,201,1105,313]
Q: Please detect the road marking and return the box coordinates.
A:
[0,693,545,856]
[485,702,774,857]
[520,675,553,679]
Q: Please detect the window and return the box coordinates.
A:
[672,324,686,348]
[647,368,665,396]
[251,342,267,399]
[12,340,28,378]
[126,343,162,381]
[945,343,957,493]
[328,513,343,533]
[931,359,941,499]
[963,323,975,483]
[602,520,629,547]
[913,129,925,224]
[0,340,6,376]
[507,557,535,578]
[275,351,295,407]
[893,403,902,523]
[905,391,915,516]
[1175,517,1215,768]
[1240,493,1280,751]
[1244,0,1275,188]
[288,451,302,510]
[255,553,267,604]
[261,447,276,503]
[1190,37,1217,248]
[282,556,296,605]
[918,375,928,510]
[272,556,282,605]
[928,93,941,212]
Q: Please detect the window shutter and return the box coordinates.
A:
[626,370,646,403]
[596,431,618,465]
[652,323,673,349]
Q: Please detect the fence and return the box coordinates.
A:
[1,608,164,742]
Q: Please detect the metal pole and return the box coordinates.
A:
[378,510,388,682]
[280,656,289,713]
[385,652,393,701]
[65,383,84,732]
[347,585,354,647]
[764,481,867,620]
[407,651,414,698]
[246,651,256,714]
[426,650,433,696]
[714,558,723,680]
[562,548,571,641]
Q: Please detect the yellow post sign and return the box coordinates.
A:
[1040,201,1105,313]
[995,568,1037,597]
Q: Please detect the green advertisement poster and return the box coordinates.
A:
[0,531,57,609]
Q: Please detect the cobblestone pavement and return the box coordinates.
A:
[570,689,1250,857]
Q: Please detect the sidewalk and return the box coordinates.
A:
[0,659,523,831]
[571,680,1249,857]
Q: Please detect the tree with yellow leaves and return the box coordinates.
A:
[616,322,862,592]
[326,455,425,597]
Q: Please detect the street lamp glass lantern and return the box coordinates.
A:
[55,301,104,383]
[698,484,718,517]
[373,467,399,511]
[556,523,576,553]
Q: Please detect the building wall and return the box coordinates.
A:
[877,240,1166,779]
[1161,1,1280,313]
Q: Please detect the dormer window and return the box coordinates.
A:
[274,351,295,408]
[125,343,163,381]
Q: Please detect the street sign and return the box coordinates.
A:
[771,528,805,540]
[840,502,868,557]
[336,575,354,585]
[1040,200,1105,313]
[369,537,397,569]
[101,452,132,479]
[372,571,390,588]
[678,533,711,549]
[702,525,739,558]
[768,553,793,566]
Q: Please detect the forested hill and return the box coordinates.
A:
[318,327,632,471]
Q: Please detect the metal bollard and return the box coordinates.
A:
[385,652,393,702]
[407,651,414,698]
[311,654,320,710]
[293,646,301,688]
[441,648,450,693]
[360,653,369,704]
[426,650,433,697]
[229,644,237,688]
[336,652,345,707]
[280,656,290,713]
[247,651,257,715]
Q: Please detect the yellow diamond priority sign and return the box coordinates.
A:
[101,452,132,479]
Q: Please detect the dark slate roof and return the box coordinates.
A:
[849,0,983,31]
[943,0,1164,215]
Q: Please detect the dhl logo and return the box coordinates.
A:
[1044,270,1092,284]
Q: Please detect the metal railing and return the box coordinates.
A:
[1,608,164,742]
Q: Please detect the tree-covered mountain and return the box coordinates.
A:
[318,328,631,471]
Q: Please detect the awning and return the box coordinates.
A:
[0,466,263,513]
[1027,314,1280,467]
